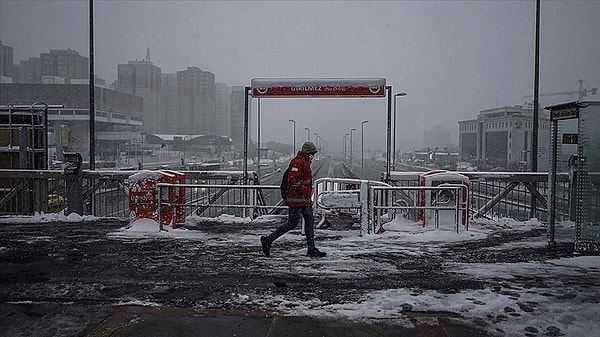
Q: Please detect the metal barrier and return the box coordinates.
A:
[156,183,284,229]
[370,185,469,234]
[313,178,390,235]
[313,177,468,235]
[385,171,585,222]
[1,168,597,242]
[0,169,260,218]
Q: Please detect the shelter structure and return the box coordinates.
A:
[546,101,600,253]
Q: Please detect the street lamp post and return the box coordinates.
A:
[288,119,296,155]
[314,132,319,159]
[393,92,407,170]
[305,127,310,142]
[141,132,146,168]
[350,128,356,167]
[343,133,349,163]
[361,120,368,178]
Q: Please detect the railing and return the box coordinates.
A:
[385,171,583,223]
[313,177,389,235]
[0,169,260,218]
[156,183,284,228]
[1,169,596,233]
[371,185,469,234]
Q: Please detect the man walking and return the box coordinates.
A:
[260,141,326,258]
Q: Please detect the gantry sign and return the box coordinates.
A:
[251,78,386,97]
[242,78,393,190]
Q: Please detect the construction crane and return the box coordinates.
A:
[524,79,598,101]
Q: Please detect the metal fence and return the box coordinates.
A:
[0,169,261,218]
[1,169,596,228]
[385,171,587,223]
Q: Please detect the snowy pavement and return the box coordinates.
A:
[0,213,598,337]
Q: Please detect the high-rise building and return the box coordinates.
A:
[40,49,88,83]
[176,67,215,135]
[458,103,550,170]
[117,60,161,134]
[0,41,14,81]
[160,73,178,134]
[229,86,246,153]
[215,82,231,137]
[13,57,41,84]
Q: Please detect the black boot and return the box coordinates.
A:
[260,236,271,257]
[306,248,326,257]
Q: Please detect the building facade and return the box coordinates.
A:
[229,86,246,153]
[13,57,41,84]
[160,73,178,134]
[117,60,161,134]
[0,83,143,161]
[0,40,13,81]
[458,103,550,170]
[215,82,231,137]
[176,67,215,135]
[40,49,88,83]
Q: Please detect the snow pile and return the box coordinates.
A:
[108,218,206,240]
[0,210,99,224]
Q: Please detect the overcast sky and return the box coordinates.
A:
[1,0,599,153]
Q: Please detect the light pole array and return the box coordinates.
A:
[393,92,407,170]
[361,120,368,178]
[288,119,296,155]
[305,127,310,142]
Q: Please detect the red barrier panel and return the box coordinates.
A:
[129,170,186,228]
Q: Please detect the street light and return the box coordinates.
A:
[305,127,310,142]
[288,119,296,155]
[393,92,407,170]
[361,120,368,178]
[350,128,356,167]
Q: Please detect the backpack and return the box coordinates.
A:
[280,167,290,199]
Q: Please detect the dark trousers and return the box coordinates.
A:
[266,206,315,250]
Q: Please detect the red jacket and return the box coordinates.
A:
[285,151,313,207]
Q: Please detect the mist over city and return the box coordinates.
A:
[2,2,600,337]
[1,0,598,158]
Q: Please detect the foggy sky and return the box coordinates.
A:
[1,0,599,154]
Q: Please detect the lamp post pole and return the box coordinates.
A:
[314,132,319,159]
[350,128,356,168]
[141,132,146,168]
[305,127,310,142]
[344,133,349,164]
[361,120,368,178]
[288,119,296,155]
[393,92,407,170]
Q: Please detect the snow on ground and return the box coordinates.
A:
[2,211,598,336]
[0,210,100,224]
[99,214,600,336]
